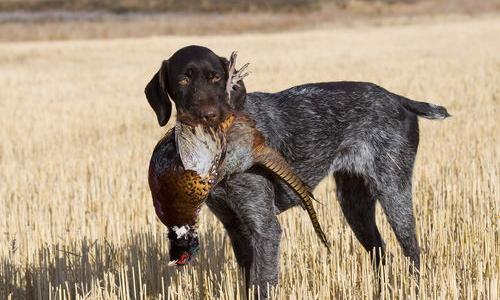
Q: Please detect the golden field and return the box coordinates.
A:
[0,15,498,299]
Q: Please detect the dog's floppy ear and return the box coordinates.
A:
[145,60,172,127]
[220,56,247,111]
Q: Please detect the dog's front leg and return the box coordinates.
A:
[245,212,281,299]
[208,171,281,299]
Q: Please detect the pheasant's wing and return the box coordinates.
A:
[253,145,331,252]
[175,122,226,181]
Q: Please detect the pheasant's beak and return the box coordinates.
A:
[167,252,193,266]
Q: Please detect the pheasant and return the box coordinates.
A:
[149,52,330,266]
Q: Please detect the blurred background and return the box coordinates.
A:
[1,0,499,41]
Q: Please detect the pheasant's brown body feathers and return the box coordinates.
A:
[150,112,329,250]
[159,169,208,226]
[150,124,223,228]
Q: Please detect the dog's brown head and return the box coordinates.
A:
[145,45,247,128]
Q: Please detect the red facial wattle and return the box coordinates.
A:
[175,252,192,265]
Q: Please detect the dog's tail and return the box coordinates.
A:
[396,95,450,120]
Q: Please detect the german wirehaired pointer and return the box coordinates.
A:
[145,45,449,298]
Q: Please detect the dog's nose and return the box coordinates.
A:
[200,107,219,123]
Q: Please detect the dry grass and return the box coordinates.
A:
[0,15,499,299]
[1,1,499,42]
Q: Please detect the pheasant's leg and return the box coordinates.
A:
[208,171,281,300]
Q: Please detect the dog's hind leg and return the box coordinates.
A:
[377,179,420,273]
[334,171,385,267]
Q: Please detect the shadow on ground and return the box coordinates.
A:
[0,229,236,299]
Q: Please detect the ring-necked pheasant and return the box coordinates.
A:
[153,112,330,266]
[149,52,330,266]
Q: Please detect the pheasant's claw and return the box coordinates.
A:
[238,62,250,73]
[231,62,250,87]
[231,63,250,90]
[226,51,250,100]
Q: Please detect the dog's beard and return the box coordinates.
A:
[176,105,229,129]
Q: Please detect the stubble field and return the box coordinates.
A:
[0,15,498,299]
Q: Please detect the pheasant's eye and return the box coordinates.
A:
[179,77,190,86]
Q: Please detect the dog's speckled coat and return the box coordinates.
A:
[145,46,449,299]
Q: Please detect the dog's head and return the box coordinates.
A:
[145,45,247,128]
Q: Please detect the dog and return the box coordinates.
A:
[145,45,449,298]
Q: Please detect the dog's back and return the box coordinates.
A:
[242,81,449,211]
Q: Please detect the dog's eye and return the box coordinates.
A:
[178,77,190,86]
[211,74,221,83]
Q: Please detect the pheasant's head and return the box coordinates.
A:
[167,224,199,266]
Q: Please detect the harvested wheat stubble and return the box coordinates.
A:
[0,15,499,299]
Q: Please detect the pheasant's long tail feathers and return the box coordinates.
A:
[253,147,331,252]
